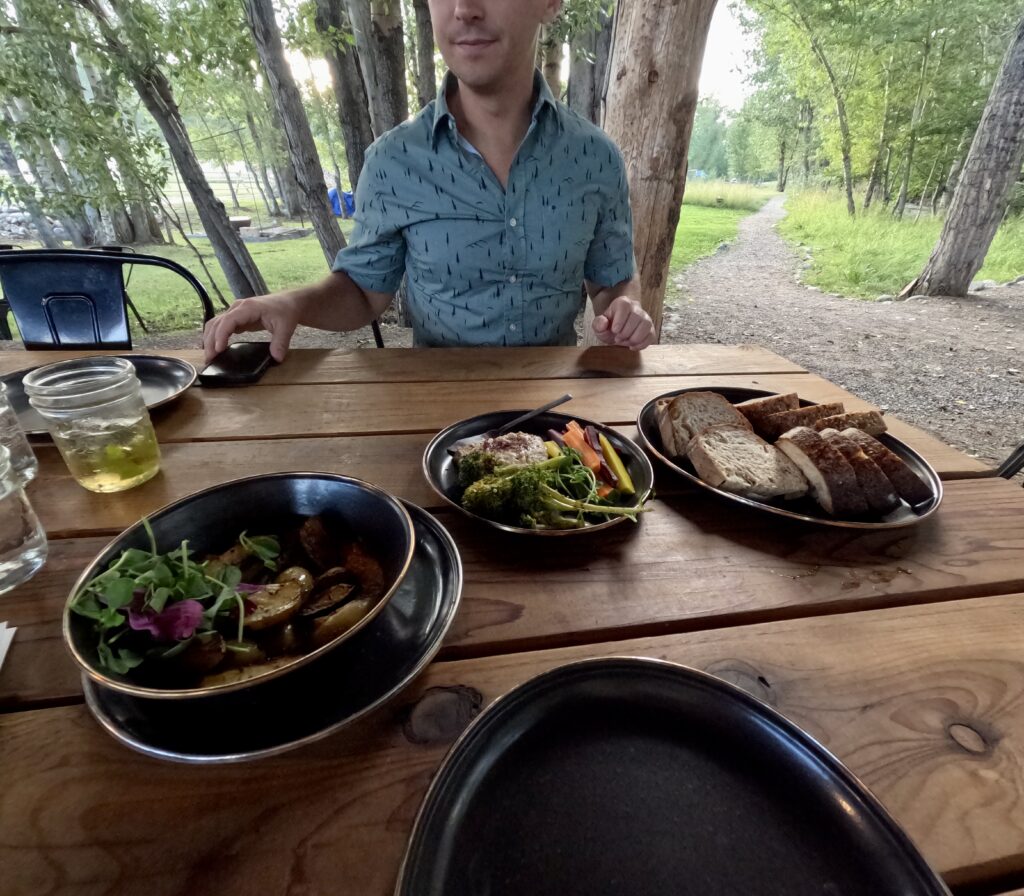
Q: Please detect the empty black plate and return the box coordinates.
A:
[2,354,196,436]
[397,658,948,896]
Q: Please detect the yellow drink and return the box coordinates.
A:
[52,415,161,493]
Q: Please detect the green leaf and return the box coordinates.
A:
[239,532,280,570]
[101,577,136,610]
[98,608,125,629]
[71,595,104,620]
[148,586,173,613]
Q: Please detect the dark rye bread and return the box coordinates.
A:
[814,410,887,437]
[775,427,869,517]
[819,428,900,515]
[841,428,933,505]
[735,393,800,436]
[761,402,846,440]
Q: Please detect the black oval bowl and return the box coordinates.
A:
[423,410,654,536]
[64,472,415,700]
[637,386,943,529]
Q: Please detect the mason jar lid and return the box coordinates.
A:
[23,357,139,413]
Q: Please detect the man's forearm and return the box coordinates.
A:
[287,270,392,332]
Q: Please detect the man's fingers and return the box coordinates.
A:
[614,314,642,344]
[609,298,634,334]
[591,314,611,334]
[268,320,296,363]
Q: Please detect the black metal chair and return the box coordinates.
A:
[997,442,1024,481]
[0,248,215,349]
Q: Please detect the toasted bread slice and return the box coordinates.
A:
[659,391,752,456]
[761,403,846,441]
[814,410,887,437]
[840,428,933,506]
[686,424,808,500]
[655,399,678,455]
[820,428,900,515]
[735,392,800,437]
[775,426,869,517]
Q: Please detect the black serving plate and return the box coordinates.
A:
[3,354,196,436]
[423,409,654,536]
[637,386,943,529]
[82,502,460,763]
[397,657,950,896]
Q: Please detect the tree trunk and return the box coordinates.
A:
[595,0,719,343]
[244,0,346,264]
[412,0,437,109]
[129,199,163,244]
[568,12,613,124]
[940,131,971,211]
[314,0,375,191]
[76,0,267,297]
[776,138,787,192]
[901,14,1024,298]
[243,107,283,216]
[541,30,563,99]
[864,51,894,211]
[0,134,61,247]
[794,9,854,215]
[799,101,814,182]
[346,0,409,137]
[894,37,935,220]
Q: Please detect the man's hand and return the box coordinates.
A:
[591,295,655,350]
[203,293,300,364]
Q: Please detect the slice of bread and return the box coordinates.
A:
[761,402,846,440]
[735,393,800,436]
[840,428,933,506]
[775,426,869,517]
[659,391,752,456]
[819,428,900,515]
[686,424,808,500]
[814,410,887,437]
[655,399,677,455]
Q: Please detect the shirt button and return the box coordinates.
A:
[509,274,517,283]
[509,217,518,227]
[510,324,517,331]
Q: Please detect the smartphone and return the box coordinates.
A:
[199,342,274,387]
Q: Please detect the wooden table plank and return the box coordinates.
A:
[3,595,1024,893]
[0,344,807,382]
[7,478,1024,710]
[142,372,991,476]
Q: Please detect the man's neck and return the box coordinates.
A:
[448,67,537,159]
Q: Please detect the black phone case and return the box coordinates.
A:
[199,343,273,386]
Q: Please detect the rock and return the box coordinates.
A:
[970,280,998,292]
[1011,275,1024,286]
[877,294,894,302]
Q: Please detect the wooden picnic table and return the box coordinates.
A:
[2,344,1023,896]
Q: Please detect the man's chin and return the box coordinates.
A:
[445,61,504,93]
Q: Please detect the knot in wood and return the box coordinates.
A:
[947,722,989,756]
[403,685,483,745]
[705,660,774,706]
[647,69,660,84]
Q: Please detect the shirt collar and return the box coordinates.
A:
[431,68,561,147]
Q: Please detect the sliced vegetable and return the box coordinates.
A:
[544,440,562,459]
[598,433,636,495]
[562,421,602,474]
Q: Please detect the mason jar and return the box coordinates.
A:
[0,381,38,485]
[23,357,161,493]
[0,444,47,595]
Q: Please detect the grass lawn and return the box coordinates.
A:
[670,204,750,274]
[780,190,1024,299]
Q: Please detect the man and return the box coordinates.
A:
[203,0,654,363]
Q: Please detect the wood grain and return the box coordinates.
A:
[7,478,1024,710]
[0,344,805,382]
[3,595,1024,893]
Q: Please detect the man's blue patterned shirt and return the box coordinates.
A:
[332,70,636,347]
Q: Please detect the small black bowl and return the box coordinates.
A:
[64,472,415,700]
[423,410,654,536]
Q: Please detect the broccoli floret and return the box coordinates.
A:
[461,455,646,529]
[456,450,501,488]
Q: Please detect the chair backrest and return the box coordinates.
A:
[0,248,215,350]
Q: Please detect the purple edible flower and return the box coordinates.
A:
[128,600,204,642]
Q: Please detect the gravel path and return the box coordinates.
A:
[662,195,1024,471]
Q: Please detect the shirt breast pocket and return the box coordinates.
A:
[525,188,600,290]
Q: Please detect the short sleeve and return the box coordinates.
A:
[583,145,637,287]
[332,141,406,295]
